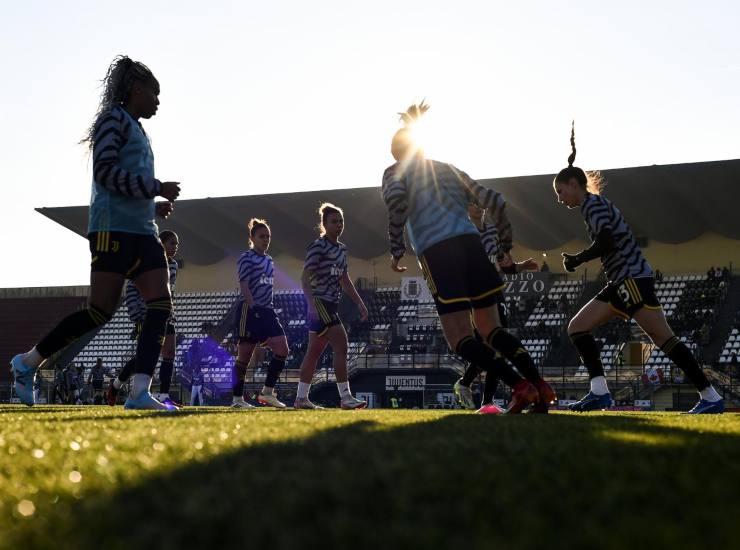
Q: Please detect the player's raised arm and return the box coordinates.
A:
[381,164,409,262]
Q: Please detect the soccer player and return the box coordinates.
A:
[554,124,724,414]
[231,219,290,409]
[107,230,180,408]
[9,55,180,409]
[381,102,555,413]
[294,203,369,409]
[454,204,540,413]
[87,357,107,405]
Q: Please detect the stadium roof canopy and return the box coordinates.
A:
[38,159,740,266]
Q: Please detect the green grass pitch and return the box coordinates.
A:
[1,406,738,549]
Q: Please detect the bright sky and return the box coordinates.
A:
[1,1,738,288]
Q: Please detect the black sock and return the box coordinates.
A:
[460,329,485,386]
[661,336,709,390]
[460,363,481,387]
[158,358,174,394]
[36,305,111,358]
[118,357,136,384]
[233,360,248,397]
[569,331,605,378]
[456,336,522,388]
[264,355,286,389]
[487,328,541,382]
[135,297,172,377]
[483,357,503,403]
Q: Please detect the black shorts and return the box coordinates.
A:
[92,381,103,391]
[419,234,505,315]
[596,276,661,319]
[237,303,285,344]
[89,231,167,278]
[309,298,341,337]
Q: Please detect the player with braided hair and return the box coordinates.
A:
[382,102,556,414]
[555,123,723,413]
[10,55,181,410]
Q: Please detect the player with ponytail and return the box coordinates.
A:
[382,102,556,414]
[294,203,369,409]
[555,123,723,414]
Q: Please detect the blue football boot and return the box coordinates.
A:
[569,391,612,412]
[10,354,37,407]
[124,391,173,411]
[685,399,724,414]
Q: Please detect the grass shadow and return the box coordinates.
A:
[2,412,739,550]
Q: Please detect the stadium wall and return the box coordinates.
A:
[173,232,740,292]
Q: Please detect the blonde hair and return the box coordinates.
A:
[585,170,606,195]
[391,101,430,161]
[318,203,343,236]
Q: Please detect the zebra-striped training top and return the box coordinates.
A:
[304,237,347,304]
[580,192,652,284]
[479,223,500,260]
[237,249,275,308]
[89,105,161,236]
[382,157,509,258]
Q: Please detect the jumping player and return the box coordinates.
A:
[381,102,555,413]
[555,123,724,414]
[107,230,180,408]
[231,219,290,409]
[454,204,540,413]
[10,55,180,409]
[294,204,369,409]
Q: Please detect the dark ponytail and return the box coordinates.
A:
[554,121,605,195]
[568,120,576,167]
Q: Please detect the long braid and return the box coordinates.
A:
[568,120,576,167]
[81,56,156,150]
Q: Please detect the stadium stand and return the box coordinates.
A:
[57,271,732,376]
[0,295,88,383]
[4,268,738,408]
[73,290,240,385]
[718,310,740,367]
